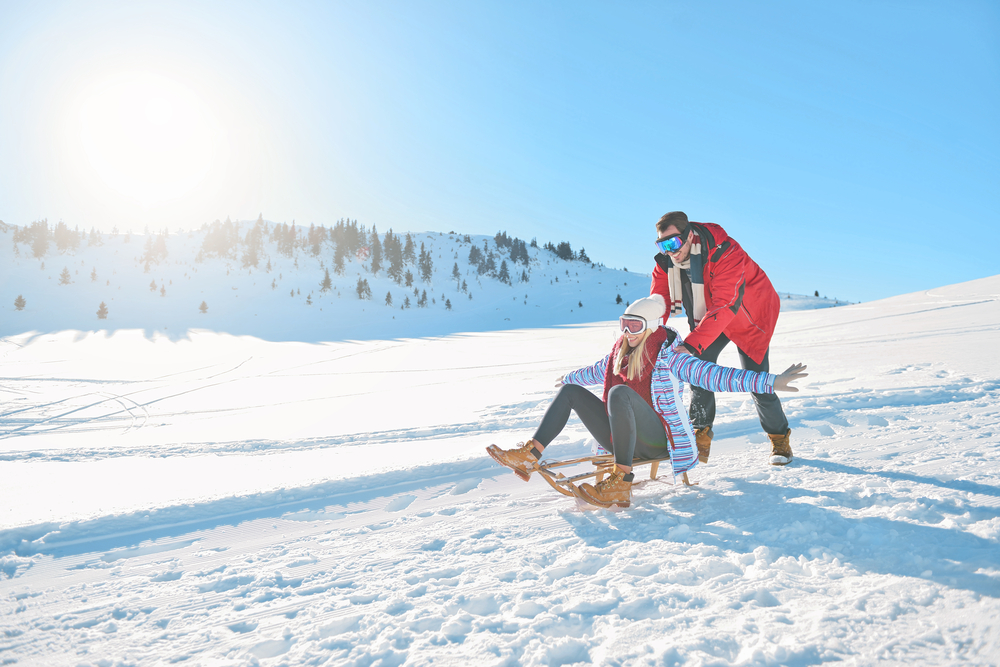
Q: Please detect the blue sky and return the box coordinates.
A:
[0,0,997,302]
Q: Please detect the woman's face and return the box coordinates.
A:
[624,330,645,347]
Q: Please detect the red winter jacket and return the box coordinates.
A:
[650,222,779,364]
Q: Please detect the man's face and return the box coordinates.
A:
[657,225,693,263]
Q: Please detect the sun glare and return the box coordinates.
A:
[78,72,222,209]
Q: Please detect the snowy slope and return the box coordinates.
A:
[0,221,843,341]
[775,291,853,311]
[2,223,998,664]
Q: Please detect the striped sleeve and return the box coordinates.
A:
[563,354,610,387]
[667,353,775,394]
[650,354,699,478]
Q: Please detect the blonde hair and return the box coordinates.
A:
[614,329,653,381]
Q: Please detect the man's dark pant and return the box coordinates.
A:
[688,333,788,435]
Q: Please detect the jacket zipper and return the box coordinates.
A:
[741,302,767,335]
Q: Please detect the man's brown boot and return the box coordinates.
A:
[578,469,633,508]
[695,427,713,464]
[768,429,793,466]
[486,439,543,481]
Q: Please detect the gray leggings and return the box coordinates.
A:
[532,384,669,467]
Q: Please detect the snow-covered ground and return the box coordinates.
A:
[1,222,998,664]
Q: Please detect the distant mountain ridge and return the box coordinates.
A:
[0,219,846,341]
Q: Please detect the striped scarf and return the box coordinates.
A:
[665,230,707,326]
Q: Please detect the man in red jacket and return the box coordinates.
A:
[650,211,792,465]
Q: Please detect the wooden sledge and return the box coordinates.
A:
[529,453,696,500]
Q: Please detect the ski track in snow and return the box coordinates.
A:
[1,276,1000,664]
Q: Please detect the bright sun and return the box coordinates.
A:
[79,72,221,209]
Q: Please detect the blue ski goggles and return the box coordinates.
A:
[655,228,689,254]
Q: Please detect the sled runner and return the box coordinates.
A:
[528,453,696,501]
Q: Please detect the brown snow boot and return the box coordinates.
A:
[486,439,543,481]
[768,429,793,466]
[578,468,634,508]
[695,427,713,464]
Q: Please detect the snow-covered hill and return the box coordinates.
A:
[0,220,844,341]
[1,269,998,665]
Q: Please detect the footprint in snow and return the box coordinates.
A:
[385,494,417,512]
[228,620,258,633]
[251,638,293,659]
[450,478,480,495]
[421,539,446,551]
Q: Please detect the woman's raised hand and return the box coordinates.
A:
[773,363,808,392]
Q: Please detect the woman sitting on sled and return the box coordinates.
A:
[487,295,806,508]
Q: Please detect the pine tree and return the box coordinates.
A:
[160,285,166,297]
[452,262,461,286]
[385,291,393,306]
[30,219,49,258]
[461,279,468,293]
[59,267,71,285]
[468,245,482,266]
[97,301,108,319]
[385,229,403,283]
[403,296,411,309]
[369,226,382,275]
[403,234,416,265]
[306,294,312,305]
[90,267,97,282]
[149,280,157,292]
[445,298,452,311]
[14,295,25,311]
[334,243,346,275]
[419,243,433,283]
[616,294,622,304]
[356,276,371,300]
[498,260,510,285]
[404,270,414,287]
[199,301,208,314]
[320,268,332,293]
[242,221,263,268]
